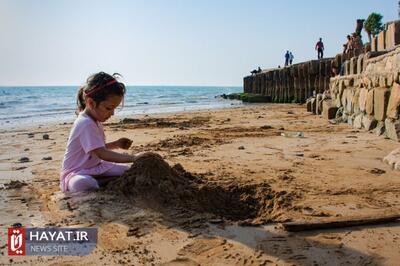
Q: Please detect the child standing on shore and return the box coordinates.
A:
[60,72,143,193]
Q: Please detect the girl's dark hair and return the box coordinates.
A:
[76,72,126,114]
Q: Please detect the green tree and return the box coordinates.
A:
[364,12,384,43]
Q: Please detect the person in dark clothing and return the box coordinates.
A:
[289,52,294,65]
[284,50,290,66]
[315,38,324,59]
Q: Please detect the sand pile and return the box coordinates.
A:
[107,153,297,223]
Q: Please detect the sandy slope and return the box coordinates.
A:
[1,103,400,265]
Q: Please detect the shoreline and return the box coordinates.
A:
[1,103,400,265]
[0,100,244,133]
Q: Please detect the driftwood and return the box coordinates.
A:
[281,214,400,232]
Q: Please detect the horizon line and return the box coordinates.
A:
[0,84,243,88]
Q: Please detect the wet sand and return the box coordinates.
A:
[1,103,400,265]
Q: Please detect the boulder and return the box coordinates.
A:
[366,89,374,115]
[310,98,317,114]
[359,87,368,112]
[385,118,400,141]
[316,94,323,115]
[348,114,355,126]
[375,121,385,136]
[322,100,338,120]
[352,89,360,114]
[306,97,313,112]
[373,87,390,121]
[386,82,400,119]
[357,55,363,74]
[350,57,357,75]
[353,114,363,129]
[362,115,378,130]
[345,89,354,114]
[379,76,387,88]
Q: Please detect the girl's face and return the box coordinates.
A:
[86,94,123,122]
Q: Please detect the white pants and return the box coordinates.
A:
[68,164,129,192]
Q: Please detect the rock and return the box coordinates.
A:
[310,98,317,114]
[357,55,363,74]
[386,82,400,119]
[42,156,52,161]
[353,114,363,129]
[385,118,400,141]
[345,89,354,114]
[340,88,347,108]
[350,57,357,75]
[316,94,323,115]
[374,87,390,121]
[260,125,273,129]
[352,89,360,114]
[388,74,394,87]
[42,134,49,140]
[322,100,338,120]
[238,146,245,150]
[362,115,378,130]
[366,89,374,115]
[27,133,34,138]
[347,114,355,126]
[359,87,368,112]
[375,121,385,136]
[12,222,22,228]
[18,157,30,163]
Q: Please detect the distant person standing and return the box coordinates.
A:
[289,52,294,65]
[315,38,324,59]
[284,51,290,67]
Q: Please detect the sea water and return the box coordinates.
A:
[0,86,242,129]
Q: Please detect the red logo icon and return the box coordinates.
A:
[8,228,26,256]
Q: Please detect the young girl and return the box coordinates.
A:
[60,72,141,193]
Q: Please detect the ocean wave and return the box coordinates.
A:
[0,110,74,121]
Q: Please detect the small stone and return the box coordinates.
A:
[42,156,52,161]
[43,134,49,140]
[19,157,30,163]
[27,133,34,138]
[12,222,22,228]
[238,146,245,150]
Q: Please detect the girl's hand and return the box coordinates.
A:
[116,138,132,150]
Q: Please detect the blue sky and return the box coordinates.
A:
[0,0,397,86]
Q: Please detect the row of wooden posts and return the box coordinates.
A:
[243,58,334,103]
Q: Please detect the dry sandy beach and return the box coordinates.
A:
[1,103,400,265]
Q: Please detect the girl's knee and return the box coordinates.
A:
[68,175,99,192]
